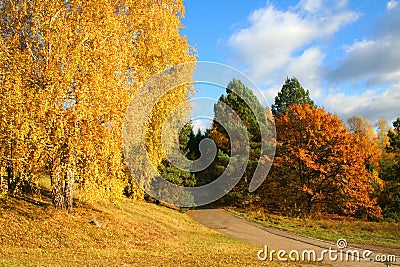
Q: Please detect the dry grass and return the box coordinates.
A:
[229,207,400,249]
[0,193,291,266]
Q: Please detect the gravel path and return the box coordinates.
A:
[188,209,400,267]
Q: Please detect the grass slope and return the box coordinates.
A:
[0,194,284,266]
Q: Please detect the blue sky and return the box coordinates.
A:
[181,0,400,131]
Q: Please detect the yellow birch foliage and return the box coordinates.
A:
[0,0,195,206]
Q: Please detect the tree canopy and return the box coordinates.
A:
[0,0,195,209]
[261,104,382,218]
[200,79,272,204]
[271,77,315,116]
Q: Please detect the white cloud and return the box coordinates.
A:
[285,47,324,90]
[260,47,325,104]
[320,84,400,124]
[227,1,399,125]
[329,36,400,84]
[228,1,358,86]
[320,2,400,124]
[298,0,323,13]
[387,0,398,10]
[192,118,211,133]
[327,2,400,85]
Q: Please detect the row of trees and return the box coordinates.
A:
[0,0,195,209]
[163,77,399,220]
[2,0,397,219]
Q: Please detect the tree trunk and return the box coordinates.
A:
[306,193,313,215]
[51,171,65,209]
[6,140,17,193]
[65,168,74,212]
[51,168,74,212]
[6,165,14,192]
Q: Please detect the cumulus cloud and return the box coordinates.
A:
[327,3,400,85]
[320,83,400,124]
[328,37,400,85]
[387,0,398,10]
[286,47,324,89]
[228,0,358,86]
[192,118,211,133]
[319,2,400,124]
[226,0,400,125]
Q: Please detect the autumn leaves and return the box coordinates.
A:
[258,77,398,219]
[0,0,397,220]
[268,104,382,218]
[0,0,194,209]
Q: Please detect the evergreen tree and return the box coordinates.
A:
[187,128,205,161]
[388,118,400,156]
[382,117,400,182]
[271,77,315,116]
[378,117,400,220]
[200,79,270,204]
[158,122,197,187]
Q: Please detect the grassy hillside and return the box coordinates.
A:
[0,192,284,266]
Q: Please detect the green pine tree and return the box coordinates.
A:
[200,79,270,205]
[158,121,197,187]
[379,117,400,220]
[271,77,315,116]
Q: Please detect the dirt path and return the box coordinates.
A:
[188,209,400,267]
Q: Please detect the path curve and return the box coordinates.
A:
[188,209,400,267]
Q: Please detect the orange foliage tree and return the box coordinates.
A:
[262,104,381,218]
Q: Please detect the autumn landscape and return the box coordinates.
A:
[0,0,399,266]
